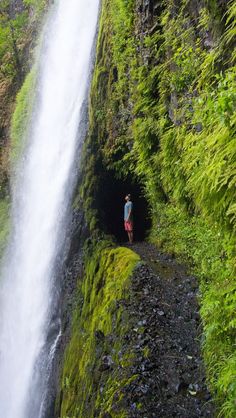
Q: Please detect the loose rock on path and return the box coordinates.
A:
[122,242,215,418]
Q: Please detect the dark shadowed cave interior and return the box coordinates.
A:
[96,170,152,242]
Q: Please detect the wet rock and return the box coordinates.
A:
[95,329,105,341]
[121,241,214,417]
[99,355,114,371]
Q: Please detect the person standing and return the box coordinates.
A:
[124,194,133,244]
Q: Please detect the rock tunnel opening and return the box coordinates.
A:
[97,170,152,243]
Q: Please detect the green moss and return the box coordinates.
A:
[10,66,37,164]
[75,0,236,415]
[0,2,49,261]
[150,200,236,416]
[0,198,10,259]
[57,240,140,418]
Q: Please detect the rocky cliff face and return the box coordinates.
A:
[0,0,51,258]
[2,1,236,416]
[70,0,236,415]
[0,0,50,195]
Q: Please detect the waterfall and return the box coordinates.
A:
[0,1,99,417]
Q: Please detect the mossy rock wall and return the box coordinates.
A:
[0,0,50,192]
[56,240,140,418]
[79,0,236,416]
[0,198,10,259]
[10,66,37,165]
[0,2,48,260]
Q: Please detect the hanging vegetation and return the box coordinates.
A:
[82,0,236,415]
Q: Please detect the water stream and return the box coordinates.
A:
[0,1,99,417]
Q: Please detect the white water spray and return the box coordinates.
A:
[0,1,99,417]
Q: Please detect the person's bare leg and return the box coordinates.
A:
[128,232,132,243]
[127,232,133,244]
[130,231,133,243]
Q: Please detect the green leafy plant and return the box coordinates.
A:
[83,1,236,416]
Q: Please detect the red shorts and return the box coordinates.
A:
[124,221,133,232]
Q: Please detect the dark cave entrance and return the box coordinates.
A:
[97,171,151,243]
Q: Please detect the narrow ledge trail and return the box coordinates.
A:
[121,242,215,418]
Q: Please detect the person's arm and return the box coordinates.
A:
[127,203,132,221]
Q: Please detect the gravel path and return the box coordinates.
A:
[122,242,215,418]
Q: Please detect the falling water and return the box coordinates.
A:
[0,1,99,417]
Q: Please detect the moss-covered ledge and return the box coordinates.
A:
[56,239,140,418]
